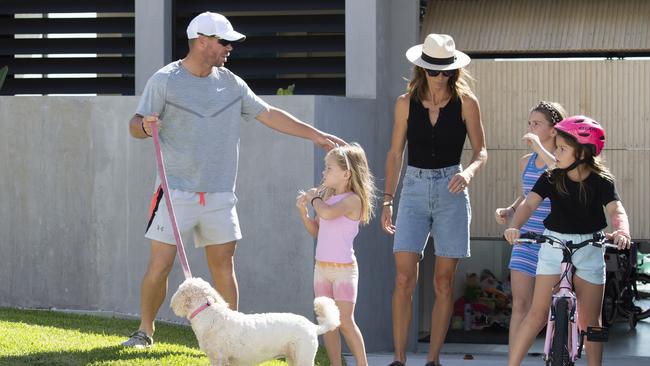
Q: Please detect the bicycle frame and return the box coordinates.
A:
[517,232,616,364]
[543,248,580,362]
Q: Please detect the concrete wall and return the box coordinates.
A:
[135,0,172,94]
[0,97,314,319]
[0,95,393,327]
[373,0,422,352]
[313,96,394,351]
[345,0,377,98]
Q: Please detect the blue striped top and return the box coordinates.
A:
[520,153,550,234]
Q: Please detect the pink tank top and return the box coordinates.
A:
[315,192,360,263]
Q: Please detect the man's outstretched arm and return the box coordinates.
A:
[255,106,346,150]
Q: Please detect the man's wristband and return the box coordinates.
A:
[310,196,323,206]
[141,120,152,137]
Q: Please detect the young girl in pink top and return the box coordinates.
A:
[297,143,376,366]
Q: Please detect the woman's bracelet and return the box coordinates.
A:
[383,201,393,207]
[383,192,394,199]
[141,120,152,137]
[310,196,323,206]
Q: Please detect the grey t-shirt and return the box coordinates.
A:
[136,61,268,193]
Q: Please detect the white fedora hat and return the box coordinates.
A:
[187,12,246,42]
[406,33,470,71]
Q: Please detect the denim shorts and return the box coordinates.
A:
[536,229,606,285]
[393,165,471,259]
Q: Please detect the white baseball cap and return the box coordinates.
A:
[186,12,246,41]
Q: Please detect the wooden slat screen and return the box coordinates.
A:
[0,0,134,95]
[172,0,345,95]
[461,60,650,240]
[422,0,650,58]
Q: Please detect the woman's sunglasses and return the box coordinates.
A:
[197,33,232,47]
[425,69,456,77]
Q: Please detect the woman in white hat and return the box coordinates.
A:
[381,34,487,366]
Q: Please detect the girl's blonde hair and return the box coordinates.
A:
[406,66,475,102]
[321,143,376,224]
[550,129,615,201]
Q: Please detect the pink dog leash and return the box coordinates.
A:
[151,124,192,279]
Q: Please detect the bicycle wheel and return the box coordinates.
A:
[602,279,618,327]
[550,298,573,366]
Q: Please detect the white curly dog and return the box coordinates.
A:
[170,277,340,366]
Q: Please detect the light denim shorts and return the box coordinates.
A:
[393,165,471,259]
[536,229,606,285]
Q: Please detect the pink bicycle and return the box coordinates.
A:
[516,232,616,366]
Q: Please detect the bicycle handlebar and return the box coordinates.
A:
[515,232,620,250]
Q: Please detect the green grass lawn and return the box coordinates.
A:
[0,308,340,366]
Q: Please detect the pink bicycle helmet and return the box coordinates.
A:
[554,115,606,156]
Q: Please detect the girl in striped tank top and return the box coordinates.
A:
[495,101,566,349]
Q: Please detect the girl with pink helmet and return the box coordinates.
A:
[503,115,631,366]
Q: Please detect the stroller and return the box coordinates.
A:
[602,242,650,329]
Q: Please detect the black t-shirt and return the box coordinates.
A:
[531,171,620,234]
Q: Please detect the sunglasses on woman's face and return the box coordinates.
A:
[425,69,456,77]
[197,33,232,47]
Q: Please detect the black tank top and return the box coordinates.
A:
[406,96,467,169]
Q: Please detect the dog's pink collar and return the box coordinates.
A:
[189,301,212,319]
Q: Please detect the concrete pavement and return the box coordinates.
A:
[345,351,647,365]
[345,317,650,365]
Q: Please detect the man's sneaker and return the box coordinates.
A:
[121,330,153,348]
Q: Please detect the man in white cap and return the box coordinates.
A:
[122,11,345,348]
